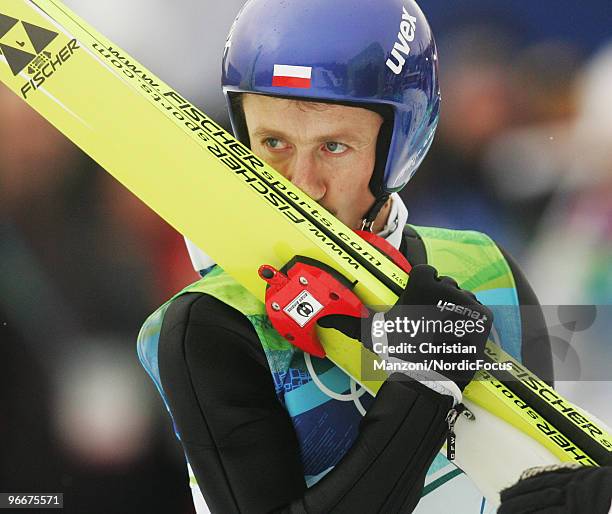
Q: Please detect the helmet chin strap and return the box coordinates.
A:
[360,195,390,232]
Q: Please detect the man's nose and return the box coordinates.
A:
[286,151,326,201]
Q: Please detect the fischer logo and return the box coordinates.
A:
[0,13,58,75]
[386,7,417,75]
[437,300,488,322]
[0,13,79,99]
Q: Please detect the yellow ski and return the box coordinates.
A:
[1,0,609,471]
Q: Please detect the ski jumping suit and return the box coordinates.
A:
[138,225,552,513]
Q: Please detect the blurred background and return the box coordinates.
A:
[1,0,610,512]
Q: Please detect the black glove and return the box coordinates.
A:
[319,264,493,391]
[499,465,612,514]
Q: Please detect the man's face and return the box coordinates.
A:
[242,94,384,230]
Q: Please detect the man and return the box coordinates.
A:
[138,0,611,512]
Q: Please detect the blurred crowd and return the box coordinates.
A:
[1,1,610,512]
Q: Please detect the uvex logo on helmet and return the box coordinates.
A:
[386,6,418,75]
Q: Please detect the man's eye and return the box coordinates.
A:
[323,142,348,154]
[264,137,288,150]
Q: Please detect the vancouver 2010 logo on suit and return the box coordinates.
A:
[0,13,58,75]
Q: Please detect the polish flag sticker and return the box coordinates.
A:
[272,64,312,89]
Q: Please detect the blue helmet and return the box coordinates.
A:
[222,0,440,208]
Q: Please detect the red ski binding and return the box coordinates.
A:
[258,257,368,358]
[354,230,412,274]
[259,232,411,357]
